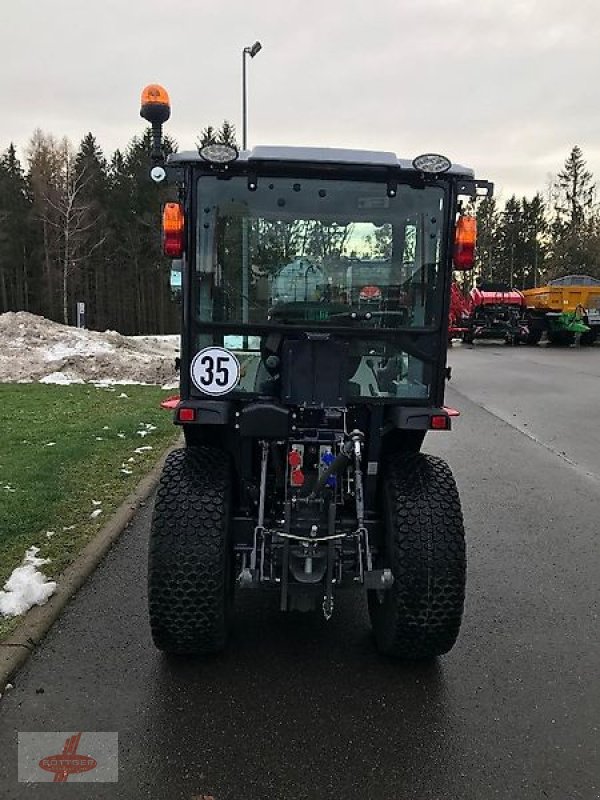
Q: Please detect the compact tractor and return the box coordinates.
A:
[140,84,493,659]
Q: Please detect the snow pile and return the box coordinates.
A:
[0,312,179,385]
[0,547,57,616]
[40,371,84,385]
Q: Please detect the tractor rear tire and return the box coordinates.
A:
[148,447,233,655]
[368,453,466,660]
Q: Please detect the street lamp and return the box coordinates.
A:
[242,41,262,150]
[241,40,262,347]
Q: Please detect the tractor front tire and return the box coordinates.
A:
[368,453,466,660]
[148,447,233,655]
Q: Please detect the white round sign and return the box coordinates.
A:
[190,347,241,395]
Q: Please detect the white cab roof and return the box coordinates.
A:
[169,145,474,177]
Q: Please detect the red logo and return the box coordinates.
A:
[38,732,97,783]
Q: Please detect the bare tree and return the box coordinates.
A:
[27,130,65,318]
[41,141,106,324]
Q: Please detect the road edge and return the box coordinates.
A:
[0,442,178,692]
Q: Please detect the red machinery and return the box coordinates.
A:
[451,282,529,345]
[448,282,472,341]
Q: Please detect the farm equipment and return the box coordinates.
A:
[459,283,529,345]
[141,84,493,659]
[522,275,599,346]
[448,281,472,342]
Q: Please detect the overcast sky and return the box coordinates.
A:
[3,0,600,201]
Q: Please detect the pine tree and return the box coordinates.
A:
[474,196,499,284]
[199,126,216,147]
[0,145,32,311]
[105,128,177,333]
[557,145,594,233]
[198,121,239,150]
[520,193,547,288]
[548,146,597,278]
[217,121,238,147]
[494,196,523,288]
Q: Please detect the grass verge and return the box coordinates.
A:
[0,383,178,640]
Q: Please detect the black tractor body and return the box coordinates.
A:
[147,138,492,659]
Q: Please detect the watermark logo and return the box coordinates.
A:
[38,732,97,783]
[18,732,118,783]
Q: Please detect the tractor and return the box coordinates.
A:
[140,84,493,659]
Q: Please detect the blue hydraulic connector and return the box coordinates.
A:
[321,449,337,488]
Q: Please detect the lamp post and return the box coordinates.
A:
[241,41,261,347]
[242,41,262,150]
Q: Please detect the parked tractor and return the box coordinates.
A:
[140,84,493,659]
[459,283,529,345]
[522,275,599,346]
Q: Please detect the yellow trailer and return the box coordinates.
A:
[522,275,600,345]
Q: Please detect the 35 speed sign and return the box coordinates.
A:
[190,347,241,395]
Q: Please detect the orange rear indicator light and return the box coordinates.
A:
[162,202,184,258]
[453,215,477,271]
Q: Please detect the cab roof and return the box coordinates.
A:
[169,145,474,177]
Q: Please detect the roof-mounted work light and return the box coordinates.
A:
[412,153,452,175]
[199,143,239,165]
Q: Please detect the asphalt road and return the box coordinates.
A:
[1,343,599,799]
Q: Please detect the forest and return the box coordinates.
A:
[471,145,600,290]
[0,128,598,334]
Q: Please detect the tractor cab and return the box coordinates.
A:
[141,85,494,659]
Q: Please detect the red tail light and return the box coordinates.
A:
[177,407,196,422]
[430,414,450,430]
[162,202,184,258]
[453,216,477,270]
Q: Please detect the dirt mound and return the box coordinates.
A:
[0,312,179,385]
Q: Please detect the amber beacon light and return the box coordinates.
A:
[140,84,171,123]
[140,84,171,164]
